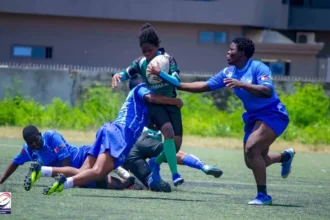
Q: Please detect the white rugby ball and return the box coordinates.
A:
[146,55,170,84]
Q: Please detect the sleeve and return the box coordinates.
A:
[114,57,142,81]
[255,63,274,90]
[137,86,153,101]
[12,145,32,165]
[168,56,180,81]
[206,68,227,91]
[50,133,71,162]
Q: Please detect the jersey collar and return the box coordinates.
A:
[236,59,252,73]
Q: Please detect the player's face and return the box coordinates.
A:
[26,135,43,150]
[227,43,244,66]
[141,43,159,61]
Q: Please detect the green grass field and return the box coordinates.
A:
[0,138,330,220]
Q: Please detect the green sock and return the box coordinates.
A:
[163,139,178,175]
[155,152,166,165]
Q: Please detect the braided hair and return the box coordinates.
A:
[138,23,161,47]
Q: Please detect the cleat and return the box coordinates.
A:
[149,158,161,182]
[202,165,223,178]
[43,173,66,195]
[248,192,272,205]
[281,148,295,178]
[172,173,184,187]
[24,162,42,191]
[147,176,171,193]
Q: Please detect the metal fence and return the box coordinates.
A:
[0,61,329,83]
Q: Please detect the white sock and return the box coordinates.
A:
[41,166,53,177]
[63,177,74,189]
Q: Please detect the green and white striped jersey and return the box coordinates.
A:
[122,48,180,98]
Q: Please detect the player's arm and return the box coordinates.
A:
[0,162,19,184]
[0,146,31,184]
[179,69,227,93]
[138,87,183,108]
[51,133,71,166]
[145,94,183,108]
[112,58,141,88]
[239,64,273,98]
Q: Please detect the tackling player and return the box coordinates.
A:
[42,83,184,195]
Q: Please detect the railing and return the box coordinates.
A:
[0,62,328,83]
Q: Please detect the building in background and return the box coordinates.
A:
[0,0,330,80]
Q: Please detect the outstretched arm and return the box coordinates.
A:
[179,69,227,93]
[0,162,19,184]
[179,82,210,93]
[112,58,141,88]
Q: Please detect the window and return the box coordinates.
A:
[199,31,227,44]
[215,32,227,43]
[289,0,305,7]
[12,45,53,59]
[262,59,291,76]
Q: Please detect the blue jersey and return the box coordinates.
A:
[114,83,151,140]
[13,130,89,168]
[206,60,280,112]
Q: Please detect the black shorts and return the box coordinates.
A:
[125,131,164,164]
[123,131,164,186]
[147,103,183,136]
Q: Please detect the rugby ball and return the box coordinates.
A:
[146,55,170,84]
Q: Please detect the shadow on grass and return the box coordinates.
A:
[73,194,206,202]
[270,204,303,208]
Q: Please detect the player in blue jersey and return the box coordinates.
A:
[173,37,295,205]
[0,125,135,190]
[43,83,184,195]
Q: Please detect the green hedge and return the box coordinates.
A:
[0,83,329,145]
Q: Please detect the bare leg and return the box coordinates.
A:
[48,155,96,177]
[244,121,277,188]
[72,152,115,187]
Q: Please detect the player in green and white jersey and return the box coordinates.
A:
[112,23,184,187]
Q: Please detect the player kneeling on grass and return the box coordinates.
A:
[122,75,223,192]
[123,124,223,192]
[42,83,183,195]
[0,125,135,190]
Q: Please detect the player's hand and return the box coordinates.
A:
[112,73,122,88]
[223,78,244,89]
[147,62,161,75]
[176,98,184,109]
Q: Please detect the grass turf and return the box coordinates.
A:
[0,139,329,220]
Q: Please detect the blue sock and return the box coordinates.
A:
[182,154,205,170]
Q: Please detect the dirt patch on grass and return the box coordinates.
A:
[1,127,328,153]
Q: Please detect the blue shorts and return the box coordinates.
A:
[242,101,289,142]
[88,122,135,169]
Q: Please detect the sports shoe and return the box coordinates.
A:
[114,166,131,180]
[248,192,272,205]
[281,148,295,178]
[172,173,184,187]
[147,176,171,193]
[24,162,42,191]
[202,165,223,178]
[43,173,67,195]
[149,158,161,182]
